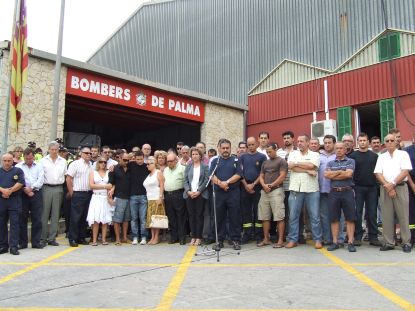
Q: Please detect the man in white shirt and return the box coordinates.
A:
[286,134,323,249]
[66,146,92,247]
[257,131,270,159]
[374,134,412,253]
[92,146,118,169]
[16,148,44,249]
[40,141,67,246]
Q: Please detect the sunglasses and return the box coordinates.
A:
[98,161,107,164]
[385,139,395,143]
[166,160,175,163]
[146,163,154,166]
[82,152,92,155]
[122,159,129,162]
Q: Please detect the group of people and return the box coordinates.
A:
[0,128,414,256]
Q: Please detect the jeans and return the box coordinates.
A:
[320,193,331,243]
[130,195,148,239]
[354,185,378,241]
[288,191,322,243]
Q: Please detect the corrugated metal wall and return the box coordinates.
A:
[248,54,415,125]
[88,0,415,107]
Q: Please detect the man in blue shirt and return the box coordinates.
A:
[0,153,25,255]
[16,148,45,249]
[239,137,267,244]
[324,142,357,253]
[210,139,242,250]
[405,132,415,246]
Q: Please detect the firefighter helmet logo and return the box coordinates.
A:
[136,93,146,106]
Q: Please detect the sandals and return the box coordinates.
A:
[91,242,98,246]
[194,239,202,246]
[115,241,121,246]
[273,243,284,248]
[190,239,196,246]
[102,241,108,245]
[257,241,271,247]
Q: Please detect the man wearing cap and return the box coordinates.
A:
[16,148,45,249]
[0,153,25,255]
[40,141,67,246]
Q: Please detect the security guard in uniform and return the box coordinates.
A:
[0,153,25,255]
[239,137,267,244]
[210,139,242,250]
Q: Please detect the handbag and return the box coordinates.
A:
[150,215,169,229]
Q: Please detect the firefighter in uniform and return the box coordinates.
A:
[0,153,25,255]
[210,139,242,250]
[239,137,267,244]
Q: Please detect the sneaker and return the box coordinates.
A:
[327,243,339,251]
[348,243,357,252]
[232,241,241,251]
[140,238,147,245]
[132,238,138,245]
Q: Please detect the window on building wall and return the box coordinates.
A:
[379,98,396,140]
[378,32,401,62]
[337,106,352,140]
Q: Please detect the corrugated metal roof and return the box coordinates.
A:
[248,54,415,125]
[88,0,415,106]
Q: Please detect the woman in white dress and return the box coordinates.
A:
[87,156,113,246]
[143,156,165,245]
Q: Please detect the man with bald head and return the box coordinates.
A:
[142,144,151,163]
[375,134,412,252]
[0,153,25,255]
[239,137,267,243]
[164,152,186,244]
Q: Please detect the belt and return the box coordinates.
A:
[164,189,184,194]
[44,184,63,187]
[331,186,353,192]
[74,190,92,193]
[396,182,406,187]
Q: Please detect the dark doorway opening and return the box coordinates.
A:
[64,95,201,151]
[357,103,380,139]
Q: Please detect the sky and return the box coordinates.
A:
[0,0,146,61]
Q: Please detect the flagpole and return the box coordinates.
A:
[1,0,20,154]
[50,0,65,141]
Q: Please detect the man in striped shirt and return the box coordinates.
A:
[66,147,92,247]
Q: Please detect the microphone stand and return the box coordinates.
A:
[195,157,221,262]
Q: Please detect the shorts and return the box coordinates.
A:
[328,190,356,222]
[112,198,131,223]
[258,188,285,221]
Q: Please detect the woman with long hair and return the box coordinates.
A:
[184,147,209,245]
[143,156,166,245]
[154,150,168,172]
[87,156,113,246]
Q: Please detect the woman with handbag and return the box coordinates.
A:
[184,147,209,246]
[143,156,166,245]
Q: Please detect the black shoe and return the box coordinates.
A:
[0,247,8,254]
[348,243,357,252]
[402,244,412,253]
[327,243,339,251]
[32,244,45,249]
[218,241,224,249]
[48,240,59,246]
[298,236,306,244]
[76,239,88,245]
[69,240,78,247]
[241,235,251,245]
[179,238,186,245]
[232,241,241,250]
[369,239,382,247]
[353,240,362,247]
[18,244,28,250]
[168,239,179,244]
[380,245,395,251]
[10,248,20,255]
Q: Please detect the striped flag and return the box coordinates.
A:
[10,0,28,131]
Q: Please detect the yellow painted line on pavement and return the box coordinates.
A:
[0,247,78,285]
[0,308,374,311]
[319,247,415,311]
[156,246,196,311]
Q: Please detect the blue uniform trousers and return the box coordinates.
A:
[215,188,241,242]
[0,196,21,249]
[20,190,43,247]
